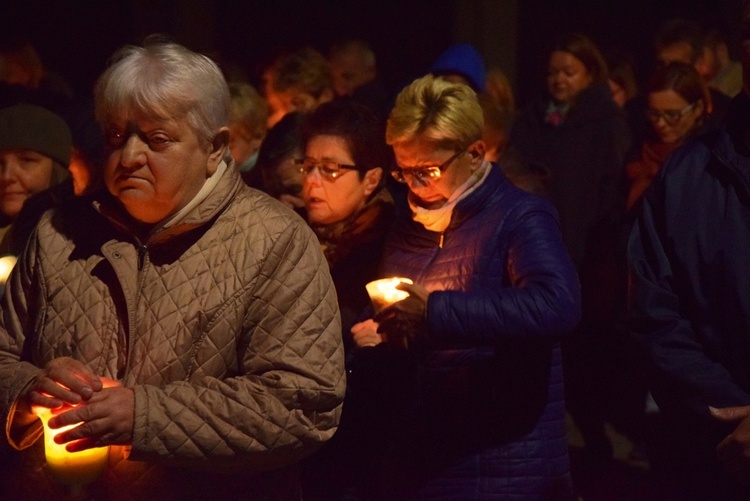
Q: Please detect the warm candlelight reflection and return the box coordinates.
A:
[365,277,413,313]
[0,255,17,284]
[35,408,109,486]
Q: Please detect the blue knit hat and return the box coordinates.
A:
[430,43,487,92]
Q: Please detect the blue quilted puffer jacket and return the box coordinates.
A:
[378,163,581,499]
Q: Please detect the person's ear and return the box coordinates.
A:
[363,167,383,197]
[468,140,486,167]
[207,127,230,175]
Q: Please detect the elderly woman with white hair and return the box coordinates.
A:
[0,38,344,499]
[351,74,580,498]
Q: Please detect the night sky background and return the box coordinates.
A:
[1,0,744,108]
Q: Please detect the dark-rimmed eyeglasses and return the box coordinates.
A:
[391,148,467,184]
[294,158,368,180]
[646,102,697,126]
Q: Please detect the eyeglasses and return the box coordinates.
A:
[294,158,367,180]
[391,148,467,184]
[646,102,697,126]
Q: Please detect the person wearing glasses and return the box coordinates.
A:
[626,61,714,212]
[298,99,393,343]
[349,74,581,498]
[627,3,750,497]
[294,99,397,500]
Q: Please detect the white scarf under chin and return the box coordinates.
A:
[409,159,492,232]
[162,159,228,229]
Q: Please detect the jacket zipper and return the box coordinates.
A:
[121,243,149,380]
[137,244,148,270]
[439,232,445,249]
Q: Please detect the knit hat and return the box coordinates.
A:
[0,104,73,166]
[430,43,487,93]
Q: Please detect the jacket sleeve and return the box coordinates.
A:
[427,202,581,343]
[627,173,750,416]
[0,230,46,449]
[128,218,345,470]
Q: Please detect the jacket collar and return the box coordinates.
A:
[445,161,506,230]
[93,157,243,246]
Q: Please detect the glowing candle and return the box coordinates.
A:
[365,277,414,313]
[0,255,17,284]
[35,408,109,486]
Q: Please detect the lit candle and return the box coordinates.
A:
[0,255,17,284]
[35,408,109,487]
[365,277,414,313]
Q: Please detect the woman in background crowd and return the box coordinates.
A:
[296,99,398,500]
[626,61,713,212]
[509,32,632,476]
[0,103,73,257]
[256,111,306,211]
[227,81,268,188]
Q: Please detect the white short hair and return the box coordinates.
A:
[94,38,229,145]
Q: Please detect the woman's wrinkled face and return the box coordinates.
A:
[302,135,379,225]
[547,50,593,104]
[647,89,703,144]
[103,113,225,224]
[0,149,54,220]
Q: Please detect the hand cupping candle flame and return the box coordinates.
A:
[365,277,413,313]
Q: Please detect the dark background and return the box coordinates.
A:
[1,0,744,108]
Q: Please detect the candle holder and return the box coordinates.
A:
[36,408,110,493]
[365,277,413,313]
[33,378,121,496]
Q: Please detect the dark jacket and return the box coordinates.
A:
[377,163,581,498]
[628,93,750,495]
[510,82,631,267]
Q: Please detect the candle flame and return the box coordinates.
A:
[366,277,413,312]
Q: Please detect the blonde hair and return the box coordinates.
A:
[386,74,483,150]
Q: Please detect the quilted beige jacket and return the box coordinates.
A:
[0,165,345,500]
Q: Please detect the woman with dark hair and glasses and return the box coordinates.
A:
[626,61,714,211]
[296,99,399,499]
[350,74,580,498]
[298,99,394,334]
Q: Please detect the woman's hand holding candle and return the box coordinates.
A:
[26,357,103,410]
[374,282,431,350]
[351,319,384,348]
[48,383,134,452]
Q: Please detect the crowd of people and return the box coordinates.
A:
[1,3,750,500]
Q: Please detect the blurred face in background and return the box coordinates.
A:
[547,50,593,104]
[0,149,54,220]
[608,79,627,107]
[646,89,703,144]
[228,125,261,166]
[330,50,375,97]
